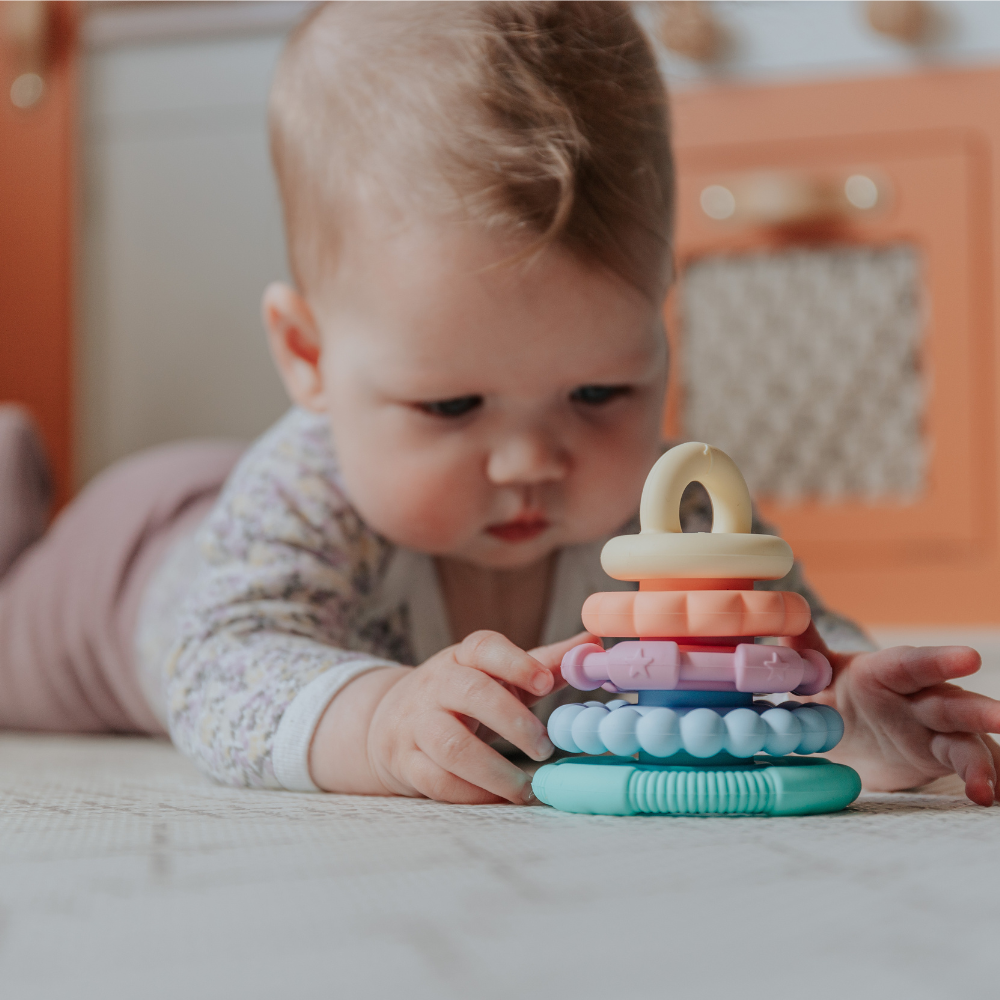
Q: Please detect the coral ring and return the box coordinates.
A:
[581,589,810,638]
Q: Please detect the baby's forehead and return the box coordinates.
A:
[316,225,663,396]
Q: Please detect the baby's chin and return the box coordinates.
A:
[469,540,559,571]
[402,526,558,571]
[439,523,593,571]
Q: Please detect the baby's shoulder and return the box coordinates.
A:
[199,408,387,564]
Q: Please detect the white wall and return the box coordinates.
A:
[77,1,1000,485]
[78,28,292,483]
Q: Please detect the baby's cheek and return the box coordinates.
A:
[352,457,486,553]
[567,438,656,536]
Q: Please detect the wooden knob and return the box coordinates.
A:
[656,1,720,63]
[699,171,887,226]
[2,0,50,108]
[866,1,927,44]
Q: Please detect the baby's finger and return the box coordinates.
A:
[928,731,997,807]
[528,631,601,673]
[416,713,535,804]
[406,752,506,805]
[778,621,833,657]
[861,645,982,695]
[986,736,1000,802]
[521,632,600,705]
[910,685,1000,736]
[443,665,554,760]
[455,630,553,697]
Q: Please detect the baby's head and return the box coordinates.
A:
[263,1,674,570]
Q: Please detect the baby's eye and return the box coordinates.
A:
[416,395,484,418]
[570,384,631,406]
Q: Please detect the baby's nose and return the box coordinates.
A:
[487,432,569,485]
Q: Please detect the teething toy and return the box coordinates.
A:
[532,442,861,816]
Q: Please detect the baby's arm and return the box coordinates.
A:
[166,411,406,789]
[309,632,584,804]
[165,408,575,799]
[782,624,1000,805]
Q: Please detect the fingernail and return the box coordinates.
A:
[523,784,537,805]
[531,670,551,694]
[536,735,554,760]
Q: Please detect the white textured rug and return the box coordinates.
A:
[1,734,997,1000]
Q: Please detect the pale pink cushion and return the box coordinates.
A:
[0,439,242,733]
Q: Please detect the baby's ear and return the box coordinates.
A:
[262,282,326,412]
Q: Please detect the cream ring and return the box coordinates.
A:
[601,532,792,581]
[581,589,810,638]
[601,442,793,581]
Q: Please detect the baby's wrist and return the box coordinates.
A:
[309,665,410,794]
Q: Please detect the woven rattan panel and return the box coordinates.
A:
[680,245,925,502]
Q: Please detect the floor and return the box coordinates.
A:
[1,731,998,1000]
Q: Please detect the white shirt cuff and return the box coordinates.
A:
[272,659,396,792]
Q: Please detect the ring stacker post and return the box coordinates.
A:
[532,443,862,816]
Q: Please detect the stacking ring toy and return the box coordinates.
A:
[581,588,810,639]
[600,443,793,581]
[560,640,832,695]
[533,441,861,817]
[547,699,845,758]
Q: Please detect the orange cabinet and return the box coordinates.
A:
[0,2,77,507]
[668,68,1000,625]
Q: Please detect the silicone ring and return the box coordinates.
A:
[600,442,794,581]
[546,699,845,759]
[531,756,862,816]
[560,641,831,695]
[581,589,810,638]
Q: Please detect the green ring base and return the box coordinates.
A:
[532,755,861,816]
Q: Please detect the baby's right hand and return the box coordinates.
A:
[366,631,563,805]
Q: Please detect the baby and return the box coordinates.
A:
[1,1,998,807]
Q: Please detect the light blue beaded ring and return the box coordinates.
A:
[547,699,845,760]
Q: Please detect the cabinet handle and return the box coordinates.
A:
[700,171,888,226]
[655,1,721,63]
[3,0,51,109]
[866,1,928,44]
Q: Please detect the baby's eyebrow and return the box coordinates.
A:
[367,364,482,396]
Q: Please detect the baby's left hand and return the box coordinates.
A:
[782,625,1000,805]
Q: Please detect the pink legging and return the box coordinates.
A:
[0,413,242,734]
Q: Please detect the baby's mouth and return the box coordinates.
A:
[486,515,550,543]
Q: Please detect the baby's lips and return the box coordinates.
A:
[486,515,549,543]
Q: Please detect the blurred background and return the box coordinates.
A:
[3,0,1000,653]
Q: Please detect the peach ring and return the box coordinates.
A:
[581,589,811,639]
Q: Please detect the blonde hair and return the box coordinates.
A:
[269,1,674,299]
